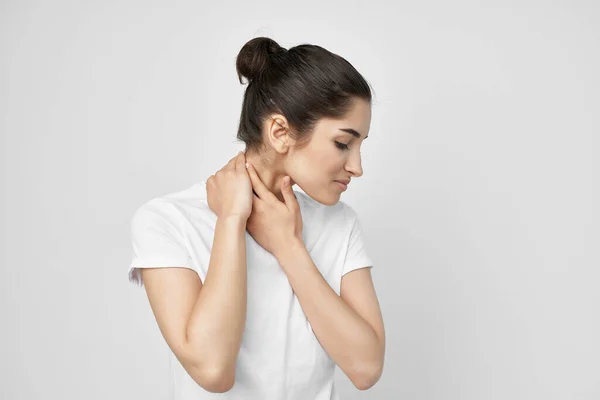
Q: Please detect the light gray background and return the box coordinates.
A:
[2,1,599,399]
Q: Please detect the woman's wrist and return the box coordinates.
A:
[218,214,248,226]
[275,236,305,264]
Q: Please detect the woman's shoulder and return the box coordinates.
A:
[132,181,212,225]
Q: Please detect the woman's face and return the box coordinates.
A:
[285,98,372,205]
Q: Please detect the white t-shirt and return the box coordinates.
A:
[127,181,374,400]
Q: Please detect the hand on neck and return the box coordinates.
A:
[244,149,294,203]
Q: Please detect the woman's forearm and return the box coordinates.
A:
[185,216,248,382]
[276,239,384,390]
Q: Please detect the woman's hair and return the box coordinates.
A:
[236,37,373,154]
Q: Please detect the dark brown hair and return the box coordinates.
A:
[236,37,373,154]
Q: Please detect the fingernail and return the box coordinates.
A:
[245,162,249,169]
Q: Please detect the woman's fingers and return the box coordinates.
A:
[223,152,240,171]
[236,151,246,171]
[246,162,278,203]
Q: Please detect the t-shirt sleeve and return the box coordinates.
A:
[341,204,374,276]
[128,200,190,287]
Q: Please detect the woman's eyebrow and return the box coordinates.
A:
[339,128,368,139]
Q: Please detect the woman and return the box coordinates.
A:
[128,37,385,399]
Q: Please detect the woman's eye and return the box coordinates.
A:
[335,141,349,150]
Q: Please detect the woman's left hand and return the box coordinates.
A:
[245,162,303,260]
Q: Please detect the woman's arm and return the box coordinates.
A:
[276,239,385,391]
[141,215,248,393]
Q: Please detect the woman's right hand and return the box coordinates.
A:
[206,151,253,221]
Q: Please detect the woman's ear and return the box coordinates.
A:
[266,114,292,154]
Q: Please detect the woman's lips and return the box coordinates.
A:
[334,181,348,191]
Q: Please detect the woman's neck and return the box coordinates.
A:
[244,150,293,203]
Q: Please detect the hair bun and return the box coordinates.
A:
[236,37,287,84]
